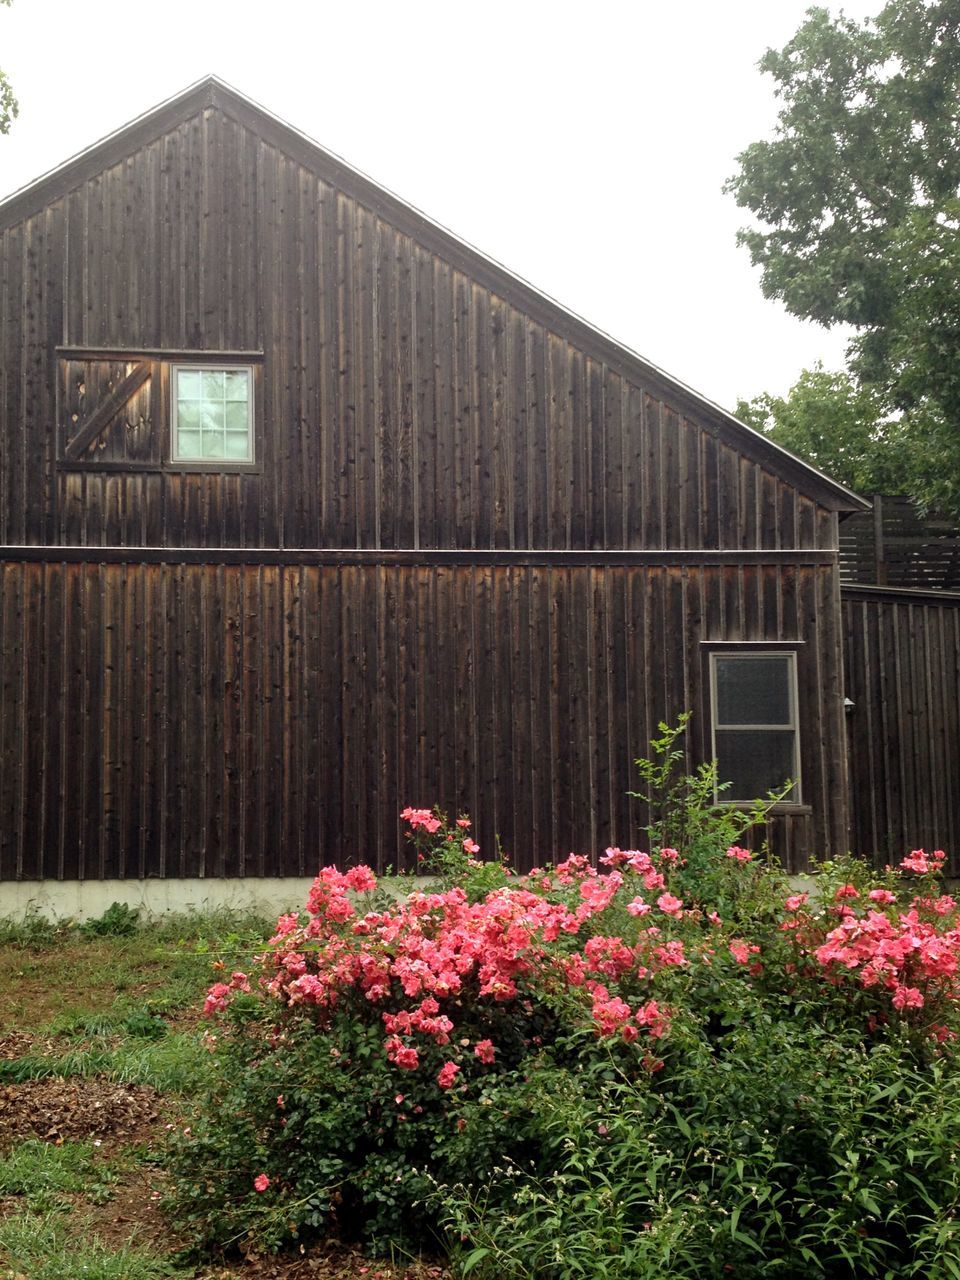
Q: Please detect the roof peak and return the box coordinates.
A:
[0,78,868,513]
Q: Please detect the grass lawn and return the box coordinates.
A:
[0,908,451,1280]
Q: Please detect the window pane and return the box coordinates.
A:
[201,402,225,432]
[224,430,252,460]
[177,430,202,458]
[225,400,248,431]
[201,430,226,458]
[715,656,791,725]
[178,370,201,399]
[171,365,254,465]
[201,370,225,398]
[715,730,797,800]
[177,401,200,431]
[224,371,249,401]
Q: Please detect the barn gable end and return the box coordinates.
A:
[0,79,879,888]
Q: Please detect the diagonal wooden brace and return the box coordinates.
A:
[64,360,152,459]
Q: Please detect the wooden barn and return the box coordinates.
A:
[0,78,956,914]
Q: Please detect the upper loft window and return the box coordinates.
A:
[58,350,262,473]
[709,651,801,803]
[170,365,254,463]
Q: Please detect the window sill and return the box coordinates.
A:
[718,802,811,815]
[57,460,263,475]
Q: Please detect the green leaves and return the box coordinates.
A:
[0,0,16,137]
[728,0,960,519]
[735,363,908,495]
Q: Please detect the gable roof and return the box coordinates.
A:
[0,75,868,514]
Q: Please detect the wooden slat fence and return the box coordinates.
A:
[840,497,960,591]
[842,585,960,871]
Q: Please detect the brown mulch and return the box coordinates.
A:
[0,939,453,1280]
[0,1076,162,1150]
[0,1074,451,1279]
[0,1034,37,1061]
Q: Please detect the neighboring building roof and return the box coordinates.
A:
[0,75,869,515]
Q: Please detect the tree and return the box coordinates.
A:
[0,0,17,136]
[726,0,960,515]
[735,365,910,494]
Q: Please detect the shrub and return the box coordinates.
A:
[166,769,960,1275]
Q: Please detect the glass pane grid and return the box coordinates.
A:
[173,366,252,463]
[710,651,800,803]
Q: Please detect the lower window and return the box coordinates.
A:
[709,651,800,803]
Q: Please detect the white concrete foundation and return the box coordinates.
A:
[0,877,318,924]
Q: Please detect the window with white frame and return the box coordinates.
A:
[709,651,800,802]
[170,365,254,463]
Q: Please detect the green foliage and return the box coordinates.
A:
[735,364,910,495]
[0,1031,212,1093]
[0,1140,108,1202]
[164,976,558,1254]
[435,1037,960,1279]
[80,901,141,938]
[0,0,16,137]
[726,0,960,517]
[0,908,68,948]
[628,713,785,905]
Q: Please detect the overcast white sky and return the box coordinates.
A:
[1,0,881,412]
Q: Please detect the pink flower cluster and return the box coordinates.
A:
[256,866,675,1056]
[400,807,441,834]
[784,851,959,1032]
[202,829,727,1086]
[203,817,960,1093]
[900,849,946,875]
[203,970,252,1016]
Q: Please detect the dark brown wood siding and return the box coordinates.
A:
[843,587,960,871]
[1,104,837,553]
[0,554,847,881]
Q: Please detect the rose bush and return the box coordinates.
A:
[166,807,960,1276]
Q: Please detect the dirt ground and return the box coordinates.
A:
[0,1041,451,1280]
[0,939,453,1280]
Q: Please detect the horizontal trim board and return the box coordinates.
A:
[700,640,806,648]
[53,463,267,476]
[0,546,839,568]
[58,346,265,362]
[841,583,960,605]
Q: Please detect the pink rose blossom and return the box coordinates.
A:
[254,1174,270,1193]
[729,938,760,965]
[473,1039,496,1064]
[868,888,897,904]
[725,845,752,863]
[437,1061,461,1089]
[834,884,860,901]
